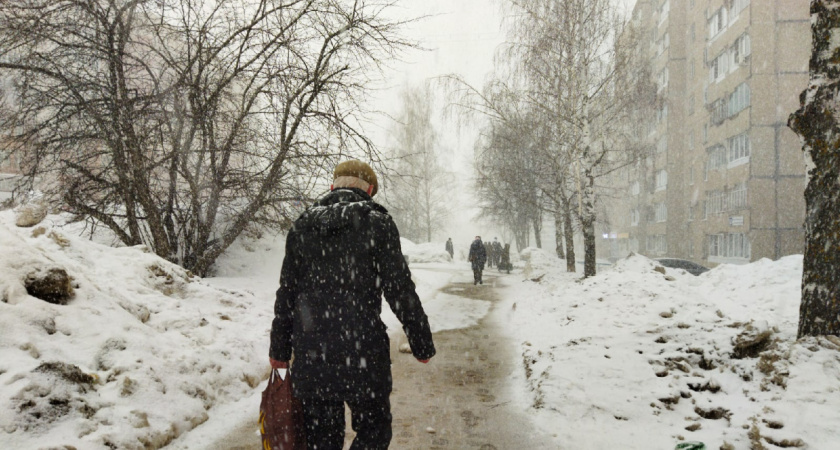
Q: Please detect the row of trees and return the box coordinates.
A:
[449,0,657,277]
[0,0,411,275]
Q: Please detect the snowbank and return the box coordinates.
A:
[500,251,840,449]
[0,211,270,449]
[400,238,452,264]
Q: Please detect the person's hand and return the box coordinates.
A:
[417,359,430,364]
[270,358,289,369]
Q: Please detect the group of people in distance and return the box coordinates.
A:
[464,235,512,285]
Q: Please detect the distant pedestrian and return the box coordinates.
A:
[498,243,512,274]
[484,240,493,268]
[469,236,487,285]
[492,237,502,267]
[445,237,454,259]
[269,159,435,449]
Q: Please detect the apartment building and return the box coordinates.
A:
[601,0,809,266]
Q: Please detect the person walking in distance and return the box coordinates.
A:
[445,237,454,259]
[492,237,502,267]
[269,160,436,449]
[469,236,487,285]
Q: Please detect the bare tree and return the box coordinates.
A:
[0,0,411,275]
[788,0,840,337]
[380,83,452,243]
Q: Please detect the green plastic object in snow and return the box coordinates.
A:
[675,443,706,450]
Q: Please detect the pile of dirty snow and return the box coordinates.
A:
[500,249,840,449]
[0,211,270,449]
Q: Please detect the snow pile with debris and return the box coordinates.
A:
[501,249,840,449]
[0,211,271,449]
[400,238,452,263]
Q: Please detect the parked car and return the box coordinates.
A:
[654,258,710,276]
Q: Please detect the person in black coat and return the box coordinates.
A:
[445,237,454,259]
[269,160,435,450]
[468,236,487,285]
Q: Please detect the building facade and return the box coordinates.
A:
[602,0,809,266]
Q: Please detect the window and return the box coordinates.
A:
[656,170,668,191]
[689,95,695,115]
[728,82,750,117]
[655,202,668,222]
[646,235,668,255]
[690,23,696,43]
[727,132,750,165]
[707,144,727,171]
[729,182,748,210]
[706,190,724,215]
[709,233,750,259]
[702,124,709,143]
[657,33,670,55]
[688,205,695,222]
[732,33,751,66]
[710,97,728,125]
[658,104,669,123]
[710,51,729,82]
[706,184,749,214]
[657,137,668,154]
[658,68,669,92]
[708,8,727,39]
[689,58,695,78]
[631,209,640,226]
[631,181,640,196]
[711,83,750,125]
[689,165,695,185]
[689,131,695,150]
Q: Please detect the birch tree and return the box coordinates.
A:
[788,0,840,337]
[503,0,652,277]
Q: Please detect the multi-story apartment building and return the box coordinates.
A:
[602,0,809,266]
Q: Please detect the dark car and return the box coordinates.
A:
[654,258,710,276]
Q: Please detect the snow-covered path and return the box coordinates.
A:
[168,263,557,449]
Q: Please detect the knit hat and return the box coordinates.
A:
[333,160,378,196]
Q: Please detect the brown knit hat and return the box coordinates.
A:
[333,160,378,196]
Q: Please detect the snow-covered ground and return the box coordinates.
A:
[0,213,476,449]
[2,208,838,449]
[501,248,840,449]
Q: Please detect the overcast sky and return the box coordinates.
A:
[370,0,637,247]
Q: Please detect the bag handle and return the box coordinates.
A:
[270,368,288,383]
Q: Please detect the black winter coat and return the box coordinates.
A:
[469,239,486,270]
[269,188,435,401]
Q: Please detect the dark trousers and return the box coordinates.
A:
[300,396,391,450]
[473,268,483,284]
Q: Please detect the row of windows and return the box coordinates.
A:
[706,132,750,173]
[709,33,751,83]
[708,0,751,41]
[704,183,748,216]
[710,82,750,125]
[709,232,751,259]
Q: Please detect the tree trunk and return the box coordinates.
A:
[581,214,596,278]
[533,217,542,249]
[554,209,566,259]
[788,0,840,338]
[563,200,576,273]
